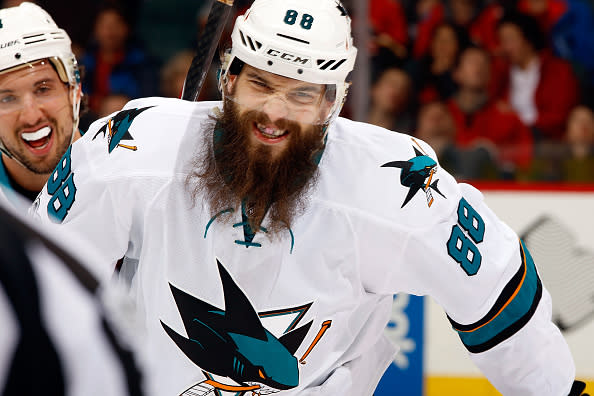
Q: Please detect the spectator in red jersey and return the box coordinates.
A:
[413,0,446,58]
[447,46,534,176]
[496,11,579,140]
[415,101,498,179]
[369,0,409,72]
[413,0,505,57]
[367,67,416,134]
[448,0,505,53]
[408,22,470,104]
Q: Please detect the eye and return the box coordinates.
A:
[249,79,270,91]
[0,94,16,104]
[289,90,317,105]
[35,84,53,95]
[258,369,266,379]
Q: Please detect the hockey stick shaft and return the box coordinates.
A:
[181,0,234,101]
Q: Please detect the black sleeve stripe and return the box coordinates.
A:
[446,241,543,353]
[465,278,542,353]
[447,241,527,332]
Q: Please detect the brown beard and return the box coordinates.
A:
[187,99,325,235]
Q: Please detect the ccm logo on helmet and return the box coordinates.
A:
[265,48,311,67]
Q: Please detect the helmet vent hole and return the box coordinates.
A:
[23,33,44,39]
[319,60,335,70]
[15,53,21,59]
[297,69,303,74]
[239,30,247,47]
[330,59,347,70]
[267,60,273,66]
[246,36,257,52]
[316,59,325,66]
[255,41,262,50]
[24,38,48,45]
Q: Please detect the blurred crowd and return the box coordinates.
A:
[364,0,594,182]
[4,0,592,183]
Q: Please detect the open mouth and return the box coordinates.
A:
[21,126,53,150]
[254,122,289,143]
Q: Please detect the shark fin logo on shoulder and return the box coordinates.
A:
[92,106,153,153]
[382,138,446,208]
[161,259,332,395]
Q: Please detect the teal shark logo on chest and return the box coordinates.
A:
[161,260,331,395]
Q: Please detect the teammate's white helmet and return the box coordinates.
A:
[0,2,81,161]
[220,0,357,124]
[0,2,80,86]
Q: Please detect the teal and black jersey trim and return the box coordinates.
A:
[0,159,20,207]
[0,159,10,191]
[448,240,542,353]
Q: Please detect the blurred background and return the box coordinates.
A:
[8,0,592,186]
[4,0,592,393]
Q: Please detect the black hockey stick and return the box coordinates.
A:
[181,0,235,101]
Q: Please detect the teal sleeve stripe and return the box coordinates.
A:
[0,159,10,189]
[455,241,541,352]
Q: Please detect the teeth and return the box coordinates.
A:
[257,123,285,137]
[22,126,51,141]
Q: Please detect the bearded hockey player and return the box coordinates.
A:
[0,3,83,206]
[33,0,585,395]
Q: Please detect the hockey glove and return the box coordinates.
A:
[569,380,589,396]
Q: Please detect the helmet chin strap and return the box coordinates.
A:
[0,138,28,170]
[69,83,82,144]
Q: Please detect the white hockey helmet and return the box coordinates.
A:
[0,2,81,160]
[220,0,357,124]
[0,2,80,86]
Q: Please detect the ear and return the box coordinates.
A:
[225,74,238,95]
[70,83,82,104]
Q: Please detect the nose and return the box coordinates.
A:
[262,95,289,123]
[18,94,44,126]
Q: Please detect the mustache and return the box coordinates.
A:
[186,99,324,235]
[243,109,303,137]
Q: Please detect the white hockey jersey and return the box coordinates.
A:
[33,97,575,395]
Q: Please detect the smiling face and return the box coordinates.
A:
[189,65,331,234]
[0,60,75,178]
[225,65,331,160]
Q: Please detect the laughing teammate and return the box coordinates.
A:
[0,2,82,205]
[33,0,586,394]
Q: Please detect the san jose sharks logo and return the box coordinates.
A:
[92,106,153,153]
[382,139,446,208]
[161,260,332,395]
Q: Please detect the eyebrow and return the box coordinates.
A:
[0,77,58,94]
[245,71,322,93]
[246,72,269,84]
